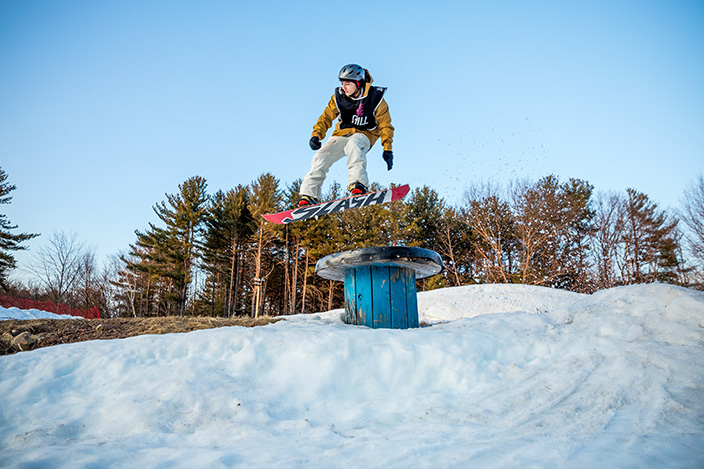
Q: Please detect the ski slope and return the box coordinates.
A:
[1,283,703,468]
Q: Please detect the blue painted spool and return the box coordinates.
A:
[316,247,444,329]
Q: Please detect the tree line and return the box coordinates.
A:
[3,167,704,318]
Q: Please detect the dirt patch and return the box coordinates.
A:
[0,316,281,356]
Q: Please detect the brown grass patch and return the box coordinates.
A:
[0,316,280,356]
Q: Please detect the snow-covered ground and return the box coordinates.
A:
[0,306,83,321]
[1,283,703,468]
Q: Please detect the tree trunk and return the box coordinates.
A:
[327,280,335,311]
[227,238,237,317]
[234,249,242,316]
[301,250,309,314]
[291,236,300,314]
[252,224,264,318]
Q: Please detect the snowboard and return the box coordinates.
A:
[262,184,410,224]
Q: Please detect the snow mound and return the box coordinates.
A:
[418,283,587,321]
[0,306,83,321]
[0,284,703,468]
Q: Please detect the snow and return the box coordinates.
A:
[0,306,83,321]
[1,283,703,468]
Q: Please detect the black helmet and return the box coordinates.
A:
[339,64,365,82]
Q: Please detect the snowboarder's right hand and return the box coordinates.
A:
[309,136,321,150]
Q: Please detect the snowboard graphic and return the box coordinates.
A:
[262,184,410,224]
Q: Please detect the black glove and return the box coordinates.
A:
[309,136,321,150]
[382,150,393,171]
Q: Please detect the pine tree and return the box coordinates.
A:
[0,167,39,289]
[290,182,344,314]
[128,176,210,316]
[406,186,445,251]
[126,228,175,316]
[201,186,254,316]
[282,179,328,314]
[200,190,229,316]
[282,180,304,314]
[553,178,595,292]
[224,186,255,316]
[620,188,680,284]
[335,183,416,249]
[248,173,283,318]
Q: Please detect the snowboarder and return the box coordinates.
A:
[297,64,395,207]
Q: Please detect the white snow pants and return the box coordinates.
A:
[299,134,371,199]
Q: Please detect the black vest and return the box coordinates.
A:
[335,86,387,131]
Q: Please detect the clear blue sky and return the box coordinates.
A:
[2,0,703,275]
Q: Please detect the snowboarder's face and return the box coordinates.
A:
[340,80,360,97]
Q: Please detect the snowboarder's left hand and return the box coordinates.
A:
[383,151,393,171]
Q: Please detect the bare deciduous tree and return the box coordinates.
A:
[29,231,96,304]
[678,175,704,287]
[591,192,623,289]
[467,196,515,283]
[511,176,594,289]
[680,175,704,264]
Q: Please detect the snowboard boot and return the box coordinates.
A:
[296,195,320,208]
[348,182,368,196]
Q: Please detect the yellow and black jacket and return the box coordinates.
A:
[311,69,394,152]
